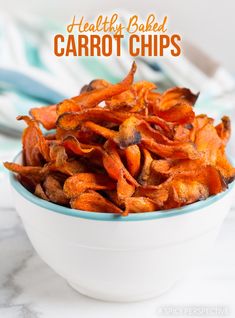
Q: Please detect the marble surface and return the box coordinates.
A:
[0,192,235,318]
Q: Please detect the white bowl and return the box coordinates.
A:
[9,152,235,302]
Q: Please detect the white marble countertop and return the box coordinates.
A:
[0,198,235,318]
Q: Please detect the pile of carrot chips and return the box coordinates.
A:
[4,62,235,216]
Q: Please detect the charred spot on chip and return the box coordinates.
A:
[177,88,199,106]
[226,175,235,184]
[221,116,231,130]
[86,79,110,92]
[184,90,199,106]
[184,123,193,130]
[80,84,89,94]
[118,131,142,149]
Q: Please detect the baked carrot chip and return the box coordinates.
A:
[18,115,50,165]
[63,172,116,198]
[4,63,234,215]
[155,103,195,124]
[43,174,69,205]
[4,162,46,177]
[194,120,222,164]
[157,87,199,110]
[123,197,159,216]
[124,145,141,177]
[62,135,96,155]
[83,121,117,140]
[134,186,169,206]
[215,116,231,145]
[138,148,153,185]
[148,87,198,124]
[103,141,139,186]
[70,191,122,213]
[34,183,49,201]
[215,147,235,183]
[30,105,57,130]
[57,109,133,131]
[57,99,82,116]
[117,170,136,203]
[142,139,200,160]
[106,81,156,113]
[49,144,68,167]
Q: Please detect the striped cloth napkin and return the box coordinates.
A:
[1,11,235,208]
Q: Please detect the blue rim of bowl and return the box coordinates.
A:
[9,151,235,222]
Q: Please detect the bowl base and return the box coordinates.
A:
[67,280,173,302]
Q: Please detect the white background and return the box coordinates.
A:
[0,0,235,72]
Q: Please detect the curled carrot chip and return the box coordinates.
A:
[216,147,235,183]
[136,120,174,144]
[203,166,227,194]
[156,87,199,111]
[173,124,192,142]
[35,183,49,201]
[134,186,169,206]
[63,172,116,198]
[216,116,231,145]
[49,144,68,167]
[124,145,141,177]
[154,103,195,124]
[70,190,122,213]
[30,105,57,130]
[150,159,172,174]
[17,175,38,192]
[58,159,87,175]
[165,166,226,206]
[57,109,131,131]
[83,121,117,140]
[62,135,96,155]
[143,139,200,160]
[123,197,159,216]
[43,175,69,205]
[148,87,198,124]
[168,179,209,208]
[106,81,156,113]
[4,162,46,177]
[57,99,82,116]
[151,159,202,176]
[47,159,87,176]
[145,115,173,136]
[194,120,222,164]
[57,108,173,140]
[138,148,153,185]
[103,141,139,186]
[117,170,135,203]
[18,116,50,165]
[56,126,101,146]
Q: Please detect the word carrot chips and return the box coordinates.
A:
[4,63,235,216]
